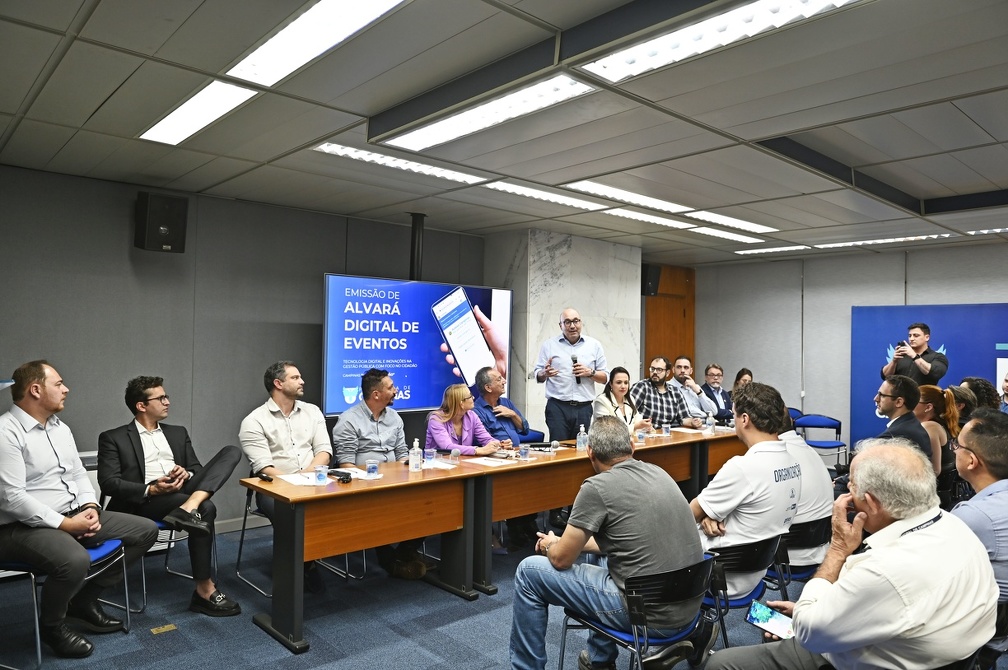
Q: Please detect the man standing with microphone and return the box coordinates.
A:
[534,308,608,528]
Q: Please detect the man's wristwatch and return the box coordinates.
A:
[914,354,922,360]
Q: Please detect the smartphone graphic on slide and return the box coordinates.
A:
[431,286,496,387]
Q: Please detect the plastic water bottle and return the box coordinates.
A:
[576,424,588,452]
[409,438,422,472]
[704,412,716,435]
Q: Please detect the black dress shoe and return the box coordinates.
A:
[303,561,327,594]
[189,589,241,617]
[65,599,123,633]
[40,623,94,658]
[163,507,210,536]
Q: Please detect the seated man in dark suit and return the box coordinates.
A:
[876,375,931,456]
[700,363,733,423]
[98,375,242,617]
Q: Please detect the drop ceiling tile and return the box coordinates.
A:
[80,0,201,55]
[954,90,1008,141]
[28,41,142,126]
[0,119,76,168]
[0,21,62,114]
[164,156,258,192]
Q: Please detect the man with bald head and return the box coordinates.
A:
[707,437,998,670]
[534,308,608,445]
[534,308,609,529]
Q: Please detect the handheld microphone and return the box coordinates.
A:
[572,354,580,384]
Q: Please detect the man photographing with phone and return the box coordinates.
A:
[707,437,997,670]
[881,321,948,386]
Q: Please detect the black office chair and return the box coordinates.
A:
[973,602,1008,670]
[763,516,831,600]
[558,554,716,670]
[0,539,131,668]
[703,536,784,648]
[235,481,363,598]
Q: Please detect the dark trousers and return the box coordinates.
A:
[127,445,241,580]
[0,511,158,626]
[544,398,593,442]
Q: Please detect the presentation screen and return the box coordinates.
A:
[323,274,512,415]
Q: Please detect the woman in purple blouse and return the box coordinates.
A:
[426,384,507,456]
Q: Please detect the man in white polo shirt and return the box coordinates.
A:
[690,382,802,598]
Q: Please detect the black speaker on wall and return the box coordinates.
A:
[134,192,187,253]
[642,264,662,296]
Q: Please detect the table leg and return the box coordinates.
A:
[422,478,479,601]
[472,476,497,595]
[253,500,309,654]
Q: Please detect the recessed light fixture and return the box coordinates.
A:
[603,208,694,229]
[313,143,486,184]
[965,228,1008,235]
[735,245,811,255]
[814,233,954,249]
[582,0,863,83]
[228,0,403,86]
[385,75,595,151]
[140,81,257,145]
[565,181,690,214]
[683,210,777,234]
[482,182,608,210]
[689,227,763,243]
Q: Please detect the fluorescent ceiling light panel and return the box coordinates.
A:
[313,143,486,184]
[683,210,777,234]
[227,0,403,86]
[603,208,693,229]
[565,180,690,214]
[483,182,608,211]
[965,228,1008,235]
[689,227,763,243]
[735,245,810,255]
[385,75,595,151]
[814,234,954,249]
[583,0,862,83]
[140,81,257,145]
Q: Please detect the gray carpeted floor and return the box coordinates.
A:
[1,528,1001,669]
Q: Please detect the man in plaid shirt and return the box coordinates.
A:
[630,356,703,430]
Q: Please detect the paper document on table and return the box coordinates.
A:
[467,457,516,467]
[423,460,456,470]
[672,427,703,433]
[279,473,319,486]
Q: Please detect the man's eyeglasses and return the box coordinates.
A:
[649,366,667,373]
[562,319,582,326]
[144,395,170,404]
[706,372,724,378]
[950,438,973,453]
[875,392,898,399]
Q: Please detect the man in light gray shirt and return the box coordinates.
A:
[0,360,157,659]
[670,355,717,419]
[332,368,407,467]
[330,368,425,580]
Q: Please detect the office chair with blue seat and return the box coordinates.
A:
[763,516,831,600]
[794,414,848,475]
[558,554,716,670]
[0,539,131,669]
[703,535,785,648]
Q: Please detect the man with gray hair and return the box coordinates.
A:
[509,416,712,670]
[708,437,998,670]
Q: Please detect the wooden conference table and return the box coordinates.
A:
[240,428,744,652]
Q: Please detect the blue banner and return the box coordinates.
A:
[850,303,1008,445]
